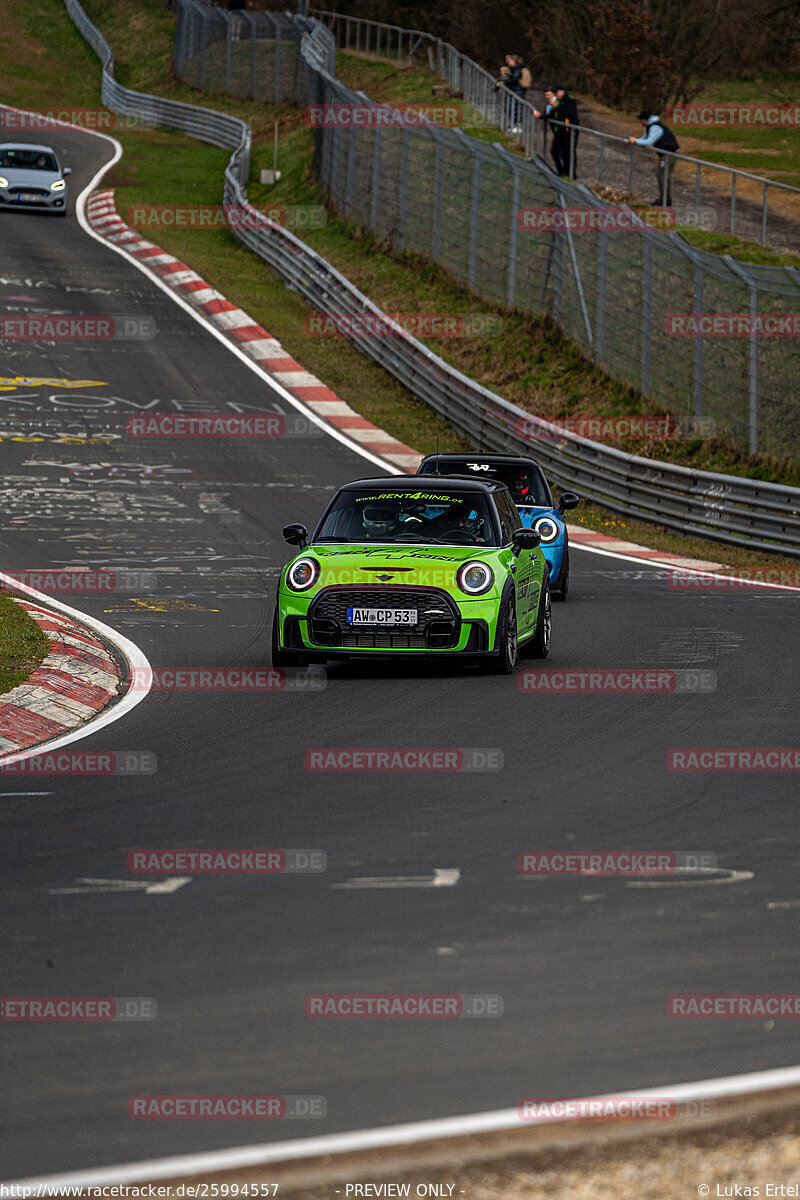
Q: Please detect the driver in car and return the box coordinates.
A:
[430,502,486,543]
[360,503,402,540]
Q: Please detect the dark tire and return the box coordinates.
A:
[553,549,569,601]
[479,591,518,675]
[271,606,298,668]
[522,580,551,658]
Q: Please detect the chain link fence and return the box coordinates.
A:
[309,9,800,254]
[174,0,302,102]
[169,1,800,463]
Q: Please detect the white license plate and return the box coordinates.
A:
[346,607,418,626]
[16,193,43,202]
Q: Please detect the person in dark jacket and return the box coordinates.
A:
[498,54,526,134]
[533,89,564,174]
[553,87,579,178]
[628,110,680,204]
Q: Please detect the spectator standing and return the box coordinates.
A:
[498,53,526,135]
[533,89,564,174]
[628,110,680,204]
[554,86,579,179]
[227,0,246,42]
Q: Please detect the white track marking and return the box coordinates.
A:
[626,867,755,888]
[570,539,800,590]
[331,868,461,889]
[49,876,191,896]
[9,1064,800,1187]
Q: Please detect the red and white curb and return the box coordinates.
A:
[566,525,726,572]
[0,592,121,756]
[85,190,420,472]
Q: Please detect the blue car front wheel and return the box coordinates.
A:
[553,548,569,600]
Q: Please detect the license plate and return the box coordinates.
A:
[16,193,42,202]
[346,607,418,626]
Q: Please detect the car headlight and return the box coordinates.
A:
[286,556,320,591]
[0,177,7,188]
[533,516,560,543]
[457,560,494,595]
[50,180,66,191]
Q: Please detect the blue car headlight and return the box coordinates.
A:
[533,515,560,543]
[50,179,66,191]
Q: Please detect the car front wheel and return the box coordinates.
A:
[522,580,551,658]
[553,549,569,600]
[480,592,518,675]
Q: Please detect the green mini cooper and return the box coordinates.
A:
[272,475,551,674]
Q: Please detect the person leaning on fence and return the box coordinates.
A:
[533,89,562,173]
[553,87,579,178]
[497,54,527,135]
[628,110,680,205]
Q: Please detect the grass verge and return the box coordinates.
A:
[0,593,50,696]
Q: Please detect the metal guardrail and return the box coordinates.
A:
[309,8,800,252]
[64,0,800,557]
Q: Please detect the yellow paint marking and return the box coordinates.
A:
[103,597,220,613]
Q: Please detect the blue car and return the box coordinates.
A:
[417,453,579,600]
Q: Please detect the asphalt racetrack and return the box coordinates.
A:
[2,125,799,1179]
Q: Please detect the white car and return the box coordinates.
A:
[0,143,71,216]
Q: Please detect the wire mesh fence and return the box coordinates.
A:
[173,0,301,103]
[172,2,800,462]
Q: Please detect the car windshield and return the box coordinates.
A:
[421,460,551,506]
[0,149,58,171]
[316,488,498,546]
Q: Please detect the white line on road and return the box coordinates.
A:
[331,868,461,890]
[626,867,754,888]
[49,877,192,896]
[9,1064,800,1187]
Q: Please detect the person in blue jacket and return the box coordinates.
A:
[628,109,680,205]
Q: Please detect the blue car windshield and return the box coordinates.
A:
[0,150,58,171]
[316,488,497,546]
[421,460,551,506]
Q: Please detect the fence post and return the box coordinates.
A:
[345,125,357,219]
[693,258,704,423]
[506,163,520,308]
[249,13,256,99]
[595,230,607,361]
[397,129,409,251]
[371,127,382,231]
[199,7,207,87]
[557,192,592,346]
[432,136,444,261]
[724,256,759,454]
[467,149,481,290]
[275,17,282,102]
[641,235,653,397]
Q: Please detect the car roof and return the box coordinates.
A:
[0,143,57,154]
[340,474,507,494]
[419,452,543,469]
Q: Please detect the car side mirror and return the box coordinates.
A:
[62,167,72,177]
[512,527,541,555]
[283,523,308,548]
[558,491,580,512]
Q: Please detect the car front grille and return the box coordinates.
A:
[7,188,50,198]
[308,587,460,650]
